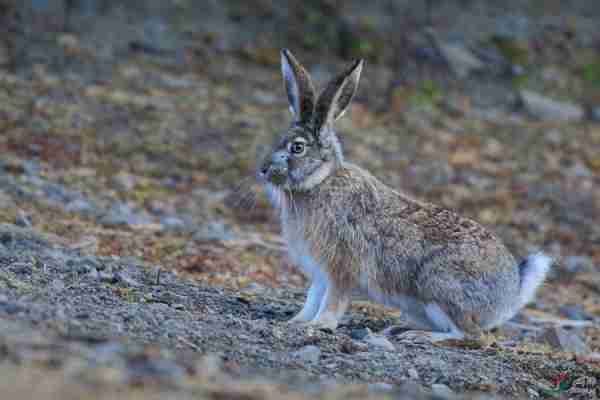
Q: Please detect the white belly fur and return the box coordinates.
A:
[286,235,325,280]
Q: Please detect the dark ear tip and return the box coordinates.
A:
[281,48,293,62]
[353,59,365,71]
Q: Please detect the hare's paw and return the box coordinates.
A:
[283,318,337,332]
[304,319,338,331]
[286,314,312,325]
[289,313,339,331]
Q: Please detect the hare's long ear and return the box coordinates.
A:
[313,59,363,134]
[281,49,316,123]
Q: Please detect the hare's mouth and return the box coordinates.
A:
[258,164,289,186]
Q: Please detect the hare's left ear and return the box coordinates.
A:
[281,49,316,123]
[313,59,364,133]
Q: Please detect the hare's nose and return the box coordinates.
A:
[271,151,289,165]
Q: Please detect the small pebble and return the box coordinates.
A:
[160,216,186,231]
[99,271,118,284]
[51,279,66,291]
[292,345,321,364]
[349,327,371,341]
[407,367,420,380]
[15,210,32,228]
[115,271,141,287]
[368,382,394,393]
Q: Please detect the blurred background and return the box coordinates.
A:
[1,0,600,345]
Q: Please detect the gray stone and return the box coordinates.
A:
[99,271,118,284]
[0,223,51,251]
[510,64,526,76]
[364,334,395,351]
[407,367,420,380]
[368,382,394,393]
[37,181,80,205]
[397,382,428,398]
[559,305,593,321]
[65,198,95,214]
[566,162,592,178]
[20,161,41,176]
[31,0,63,12]
[425,29,484,78]
[71,0,100,17]
[0,190,15,209]
[92,342,126,364]
[253,90,278,105]
[537,327,590,355]
[86,268,100,280]
[14,211,32,228]
[520,90,584,122]
[494,15,531,41]
[160,216,186,231]
[350,327,371,341]
[0,301,25,315]
[431,383,455,398]
[51,279,66,291]
[111,173,138,191]
[544,129,562,145]
[128,358,186,383]
[193,221,236,242]
[196,354,222,378]
[10,261,33,275]
[0,42,10,67]
[138,18,179,53]
[100,203,153,227]
[67,257,102,274]
[590,106,600,122]
[563,255,594,275]
[114,271,141,287]
[292,345,321,364]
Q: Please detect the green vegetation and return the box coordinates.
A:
[581,59,600,87]
[409,79,443,108]
[490,35,530,66]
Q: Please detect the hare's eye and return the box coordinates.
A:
[288,141,306,156]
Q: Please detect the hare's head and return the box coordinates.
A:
[257,49,363,192]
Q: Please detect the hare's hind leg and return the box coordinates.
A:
[386,302,468,343]
[419,303,466,341]
[395,303,489,343]
[289,279,327,323]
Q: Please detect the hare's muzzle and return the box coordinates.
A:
[258,151,289,186]
[260,165,288,186]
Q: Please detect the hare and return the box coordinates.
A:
[257,49,552,341]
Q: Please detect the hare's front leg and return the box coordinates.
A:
[308,282,350,330]
[288,279,327,323]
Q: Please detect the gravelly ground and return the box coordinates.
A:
[0,222,597,399]
[1,1,600,399]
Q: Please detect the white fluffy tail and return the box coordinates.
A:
[518,252,552,308]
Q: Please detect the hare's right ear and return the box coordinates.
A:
[313,59,363,133]
[281,49,316,123]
